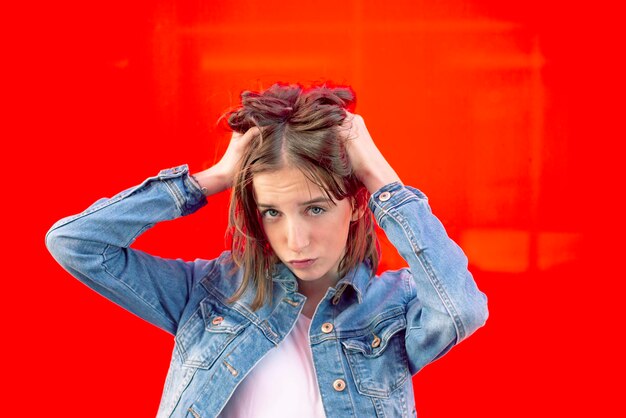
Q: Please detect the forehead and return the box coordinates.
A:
[252,166,328,204]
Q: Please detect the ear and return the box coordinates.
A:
[351,198,365,222]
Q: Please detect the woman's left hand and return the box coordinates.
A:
[341,111,401,194]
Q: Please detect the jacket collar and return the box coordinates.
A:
[271,263,298,293]
[271,262,372,305]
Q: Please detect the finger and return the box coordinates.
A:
[230,126,258,143]
[230,131,244,140]
[243,126,260,138]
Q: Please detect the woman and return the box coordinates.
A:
[46,83,488,417]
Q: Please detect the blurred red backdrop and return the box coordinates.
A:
[2,0,625,416]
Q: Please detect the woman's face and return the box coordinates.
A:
[253,165,358,289]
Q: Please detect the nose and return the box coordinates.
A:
[286,218,310,253]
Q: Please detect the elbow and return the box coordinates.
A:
[46,224,62,259]
[45,222,91,271]
[462,290,489,340]
[476,291,489,328]
[45,224,72,267]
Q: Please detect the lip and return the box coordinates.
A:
[288,259,316,268]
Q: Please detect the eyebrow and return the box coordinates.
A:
[257,196,334,208]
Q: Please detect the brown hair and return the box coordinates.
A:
[225,82,379,310]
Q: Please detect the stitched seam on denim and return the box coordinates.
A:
[184,172,204,195]
[368,187,418,214]
[194,290,254,348]
[202,283,261,329]
[101,243,177,332]
[256,319,280,343]
[402,268,414,306]
[343,340,409,398]
[176,302,244,370]
[46,185,145,236]
[397,208,464,339]
[162,179,185,216]
[174,303,204,360]
[332,307,359,417]
[340,319,407,355]
[332,307,405,340]
[309,288,393,345]
[200,297,247,334]
[203,331,275,417]
[164,364,198,415]
[399,384,407,418]
[201,284,276,344]
[376,203,465,341]
[372,397,386,417]
[403,270,422,335]
[192,257,219,292]
[371,398,385,418]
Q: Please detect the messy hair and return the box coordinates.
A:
[225,82,380,310]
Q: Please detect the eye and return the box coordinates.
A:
[308,206,326,216]
[262,209,280,218]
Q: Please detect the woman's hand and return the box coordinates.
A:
[341,112,401,194]
[191,127,260,196]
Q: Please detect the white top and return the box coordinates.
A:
[218,314,327,418]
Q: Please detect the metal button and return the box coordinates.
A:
[371,335,381,348]
[212,316,224,325]
[333,379,346,391]
[321,322,334,333]
[379,191,391,202]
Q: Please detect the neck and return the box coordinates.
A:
[296,275,338,300]
[298,279,336,298]
[297,277,338,319]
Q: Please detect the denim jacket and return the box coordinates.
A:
[45,164,488,418]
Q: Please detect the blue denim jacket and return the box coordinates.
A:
[45,164,488,418]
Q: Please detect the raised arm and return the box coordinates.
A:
[45,166,212,335]
[342,112,489,373]
[45,128,259,335]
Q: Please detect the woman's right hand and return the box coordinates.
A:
[191,127,260,196]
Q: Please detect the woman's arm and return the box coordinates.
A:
[45,166,212,335]
[45,129,259,335]
[343,113,489,373]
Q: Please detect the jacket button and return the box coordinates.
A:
[371,336,381,348]
[212,316,224,325]
[333,379,346,391]
[379,191,391,202]
[321,323,334,333]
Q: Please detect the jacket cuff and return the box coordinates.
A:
[155,164,208,216]
[368,182,429,222]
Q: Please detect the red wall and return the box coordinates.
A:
[4,0,624,416]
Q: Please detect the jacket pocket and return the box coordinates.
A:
[341,312,409,398]
[174,297,247,369]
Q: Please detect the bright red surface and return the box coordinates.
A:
[3,1,624,416]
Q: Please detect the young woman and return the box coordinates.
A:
[46,83,488,417]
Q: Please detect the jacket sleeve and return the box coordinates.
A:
[45,164,211,335]
[368,181,489,374]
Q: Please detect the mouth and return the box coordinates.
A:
[288,259,316,268]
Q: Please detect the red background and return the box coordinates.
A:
[3,0,625,416]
